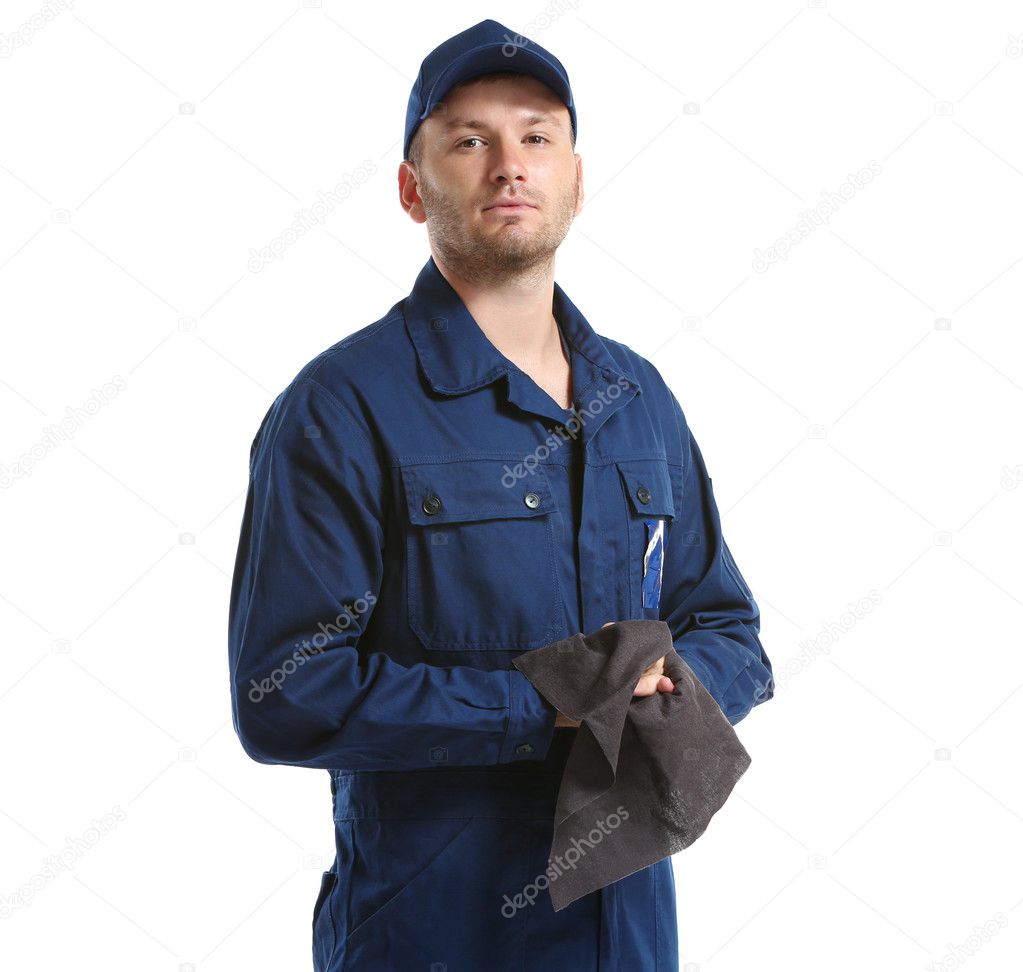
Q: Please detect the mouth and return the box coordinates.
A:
[483,201,537,213]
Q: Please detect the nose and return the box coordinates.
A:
[488,135,528,185]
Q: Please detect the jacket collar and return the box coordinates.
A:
[403,255,641,398]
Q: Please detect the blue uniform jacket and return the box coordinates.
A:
[227,255,775,971]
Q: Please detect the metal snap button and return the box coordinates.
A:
[515,742,534,756]
[422,494,442,515]
[524,492,540,509]
[636,485,652,504]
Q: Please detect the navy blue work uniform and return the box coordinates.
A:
[228,255,775,971]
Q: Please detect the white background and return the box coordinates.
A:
[2,1,1022,969]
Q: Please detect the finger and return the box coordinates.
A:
[634,673,677,697]
[632,673,660,697]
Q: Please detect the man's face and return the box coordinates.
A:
[401,74,583,279]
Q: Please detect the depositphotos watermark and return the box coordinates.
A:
[0,0,74,58]
[1,375,127,488]
[1000,464,1023,489]
[1,806,126,917]
[776,589,882,690]
[924,912,1008,971]
[247,161,378,272]
[500,0,580,55]
[501,376,630,487]
[501,805,630,916]
[752,160,882,272]
[247,591,377,702]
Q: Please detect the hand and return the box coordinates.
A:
[600,621,676,698]
[633,656,675,697]
[554,622,676,728]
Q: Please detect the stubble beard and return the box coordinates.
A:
[418,173,580,288]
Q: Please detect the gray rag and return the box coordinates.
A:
[512,618,752,912]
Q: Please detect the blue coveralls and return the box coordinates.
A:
[227,255,775,971]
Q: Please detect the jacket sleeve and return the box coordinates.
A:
[227,375,558,771]
[659,392,775,725]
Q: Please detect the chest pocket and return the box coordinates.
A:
[615,457,677,617]
[400,458,562,651]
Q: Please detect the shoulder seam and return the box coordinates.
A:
[305,311,405,383]
[300,376,380,459]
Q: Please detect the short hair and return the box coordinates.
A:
[406,70,576,168]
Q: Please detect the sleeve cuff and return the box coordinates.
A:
[500,669,558,763]
[675,647,716,701]
[720,664,775,725]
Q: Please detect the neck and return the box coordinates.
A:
[432,251,565,366]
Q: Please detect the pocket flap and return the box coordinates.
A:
[616,457,675,518]
[401,458,557,526]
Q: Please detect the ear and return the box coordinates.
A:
[398,161,427,224]
[574,153,585,215]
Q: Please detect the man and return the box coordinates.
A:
[228,18,774,972]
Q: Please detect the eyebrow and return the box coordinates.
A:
[441,112,564,133]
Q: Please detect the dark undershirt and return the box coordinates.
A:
[555,321,586,636]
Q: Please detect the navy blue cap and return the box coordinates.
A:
[404,19,577,161]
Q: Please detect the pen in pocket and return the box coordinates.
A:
[642,517,665,610]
